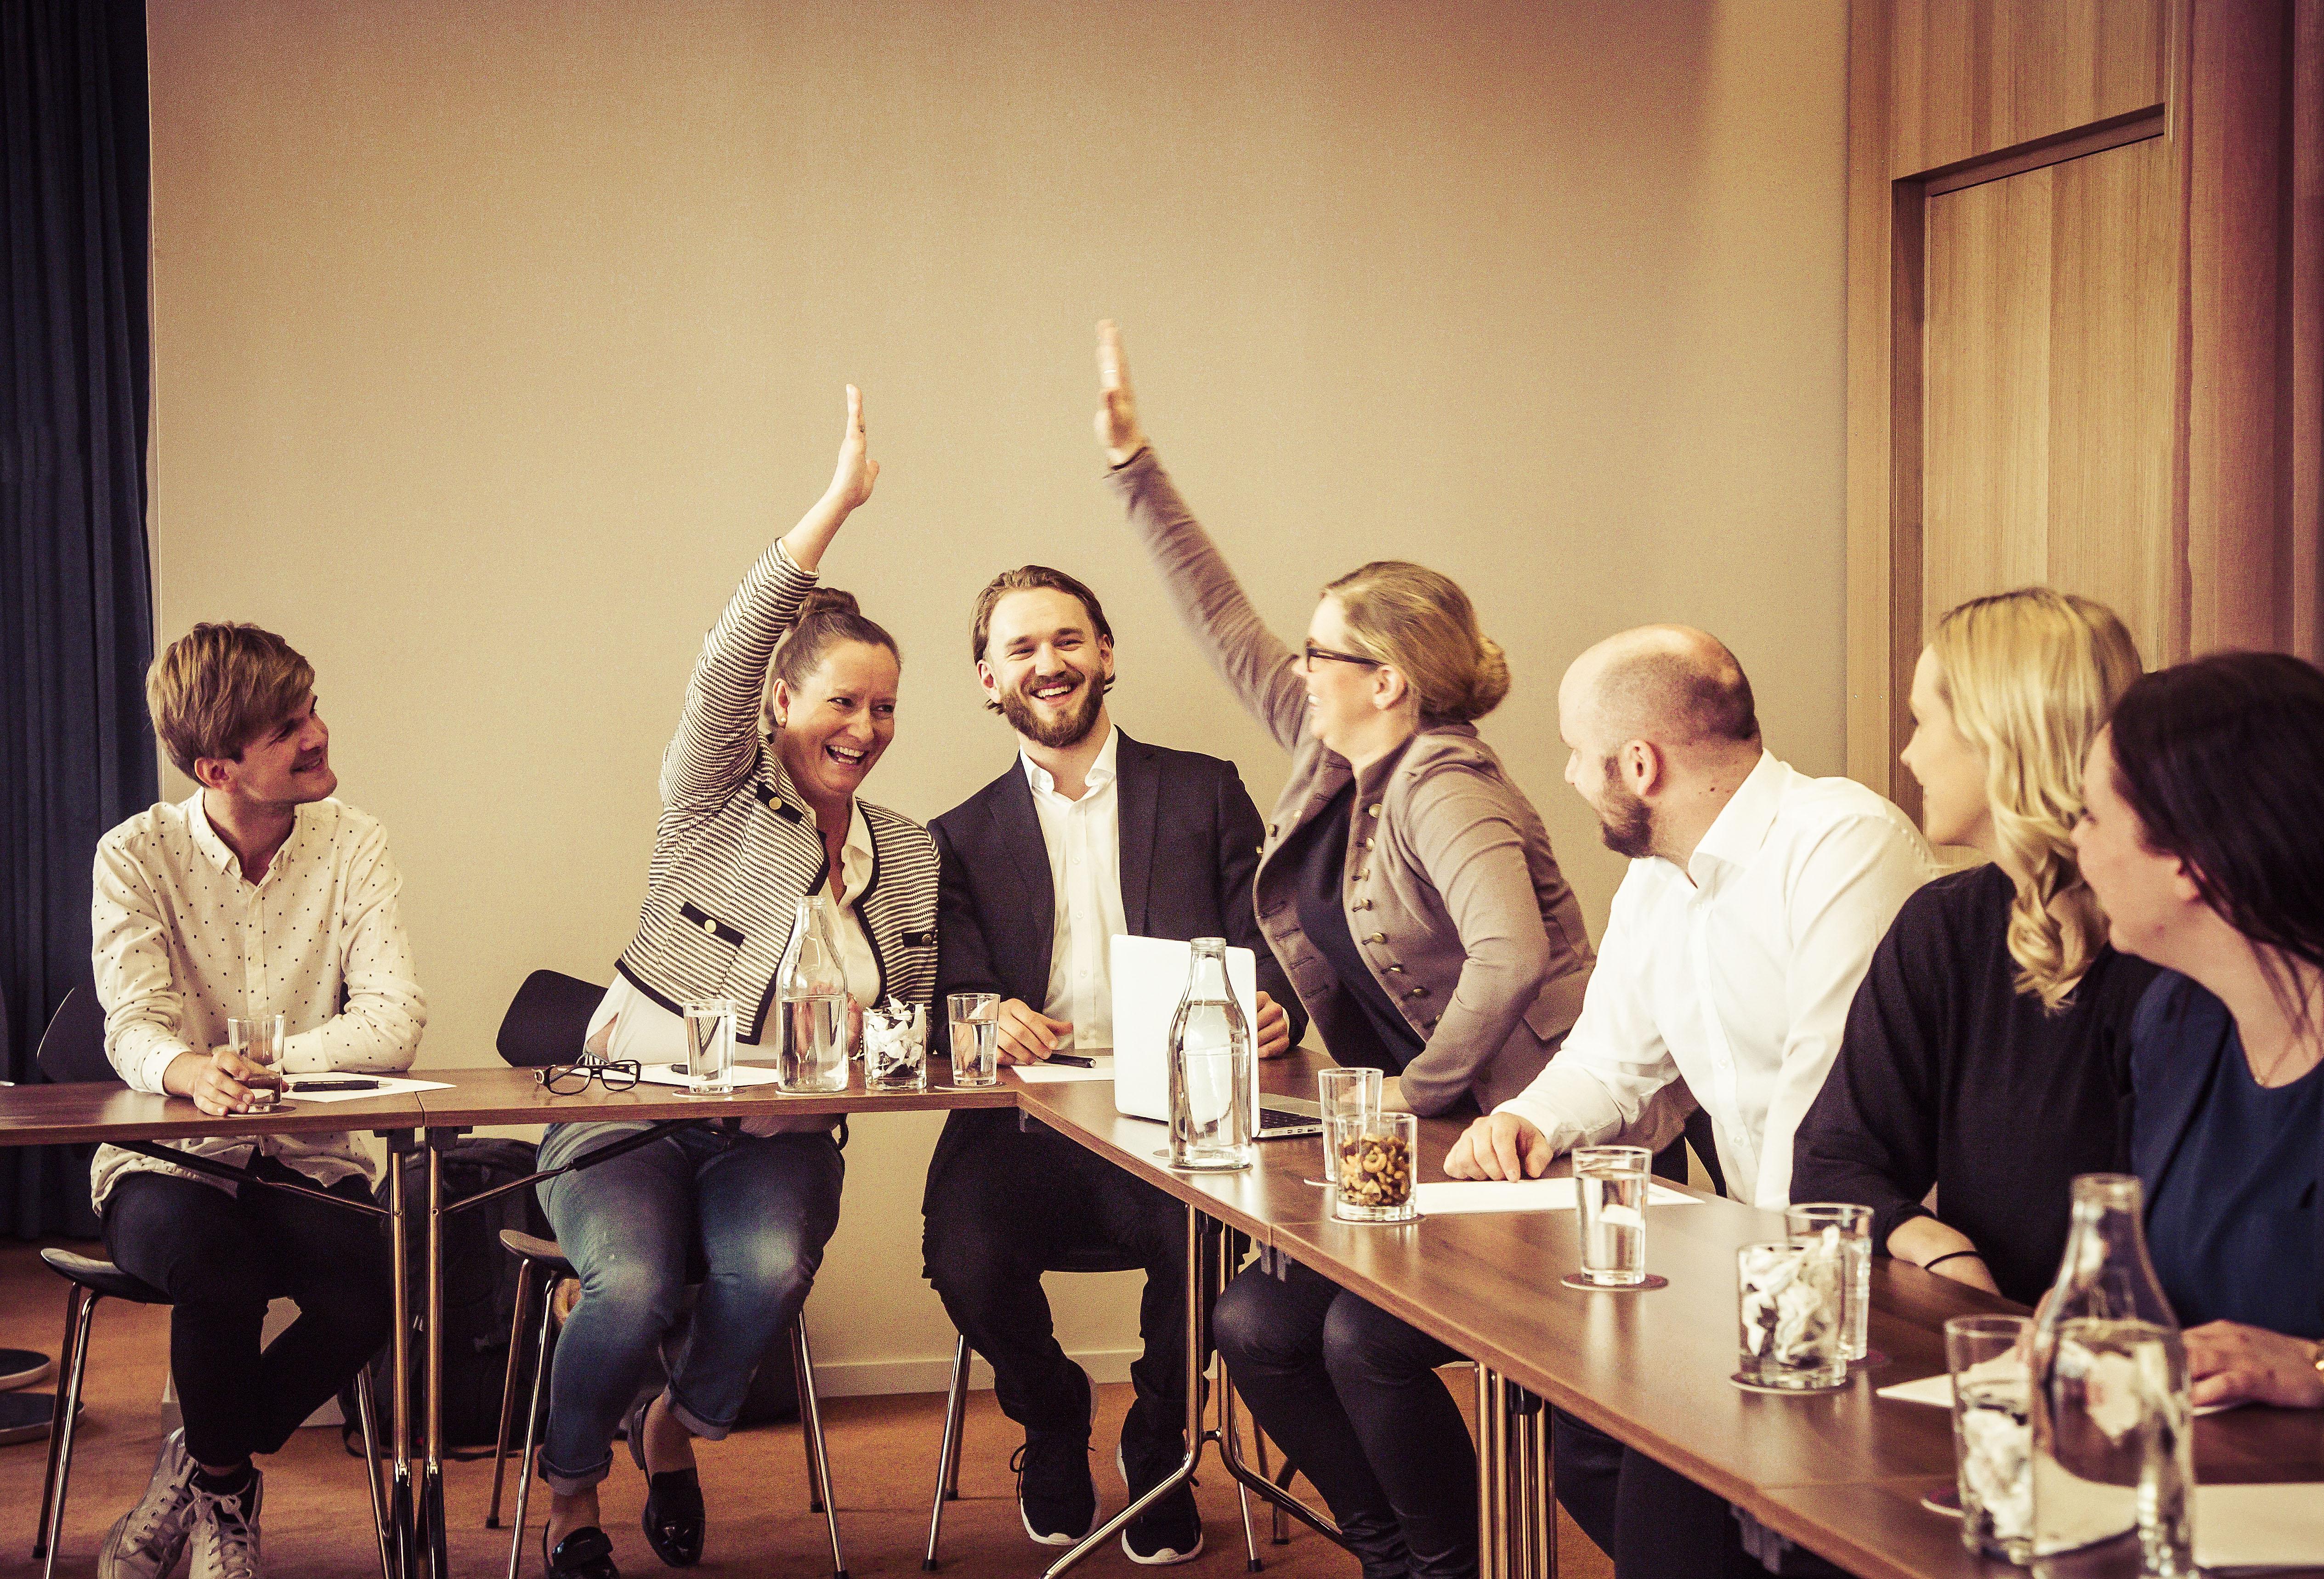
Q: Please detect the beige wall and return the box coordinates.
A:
[148,0,1849,1392]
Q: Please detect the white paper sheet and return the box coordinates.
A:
[2195,1482,2324,1568]
[1876,1369,2234,1417]
[276,1075,453,1104]
[1007,1058,1116,1085]
[1410,1178,1698,1215]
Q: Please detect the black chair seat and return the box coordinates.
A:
[1045,1243,1145,1277]
[499,1230,573,1276]
[39,1250,167,1305]
[0,1347,53,1391]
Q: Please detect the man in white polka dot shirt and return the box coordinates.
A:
[87,623,425,1579]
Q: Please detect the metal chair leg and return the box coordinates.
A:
[31,1284,84,1562]
[36,1286,99,1579]
[1253,1423,1290,1544]
[353,1366,394,1579]
[505,1276,562,1579]
[487,1258,539,1530]
[1223,1380,1264,1571]
[922,1333,971,1570]
[792,1321,847,1579]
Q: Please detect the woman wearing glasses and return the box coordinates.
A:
[533,388,939,1579]
[1094,323,1590,1579]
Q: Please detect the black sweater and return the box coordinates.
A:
[1791,863,2160,1305]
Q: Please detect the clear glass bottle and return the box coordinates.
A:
[775,896,849,1094]
[2029,1173,2194,1577]
[1167,937,1253,1171]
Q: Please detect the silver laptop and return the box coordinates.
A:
[1108,935,1321,1138]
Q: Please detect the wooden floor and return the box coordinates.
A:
[0,1239,1610,1578]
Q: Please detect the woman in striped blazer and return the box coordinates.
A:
[533,389,939,1579]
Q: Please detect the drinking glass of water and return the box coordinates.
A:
[1316,1068,1382,1187]
[947,993,999,1088]
[1786,1202,1876,1363]
[681,1000,736,1097]
[1573,1145,1652,1286]
[226,1014,286,1108]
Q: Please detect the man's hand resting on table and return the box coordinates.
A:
[2185,1321,2324,1409]
[162,1047,270,1117]
[994,1000,1071,1064]
[1445,1112,1556,1180]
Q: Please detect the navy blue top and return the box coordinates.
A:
[1282,779,1425,1075]
[2132,971,2324,1338]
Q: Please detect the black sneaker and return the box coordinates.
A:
[1117,1415,1203,1566]
[1011,1363,1098,1545]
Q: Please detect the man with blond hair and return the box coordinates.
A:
[88,623,425,1579]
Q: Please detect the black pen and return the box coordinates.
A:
[1044,1054,1097,1068]
[285,1079,381,1092]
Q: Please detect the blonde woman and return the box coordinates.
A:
[1792,587,2155,1301]
[1095,323,1591,1579]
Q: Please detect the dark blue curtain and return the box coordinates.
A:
[1,0,157,1238]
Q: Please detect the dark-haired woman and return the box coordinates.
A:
[2074,650,2324,1411]
[1095,323,1593,1579]
[535,389,942,1578]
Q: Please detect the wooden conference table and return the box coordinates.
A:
[6,1053,2318,1579]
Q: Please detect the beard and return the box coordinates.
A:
[1595,762,1655,859]
[999,670,1106,750]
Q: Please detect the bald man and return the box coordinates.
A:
[1447,626,1934,1576]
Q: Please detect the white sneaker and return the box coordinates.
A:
[99,1428,199,1579]
[185,1473,264,1579]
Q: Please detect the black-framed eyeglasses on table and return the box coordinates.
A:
[536,1060,642,1094]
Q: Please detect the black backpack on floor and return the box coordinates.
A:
[341,1137,550,1457]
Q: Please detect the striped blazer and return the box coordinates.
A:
[615,540,939,1043]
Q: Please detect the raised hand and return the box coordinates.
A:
[827,384,879,513]
[1094,320,1149,465]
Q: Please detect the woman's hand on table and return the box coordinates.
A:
[1445,1111,1553,1180]
[1253,993,1291,1059]
[1094,320,1150,466]
[1379,1076,1410,1113]
[993,999,1071,1065]
[1888,1216,2004,1295]
[2184,1321,2324,1409]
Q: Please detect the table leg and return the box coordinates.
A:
[422,1133,451,1579]
[385,1137,415,1579]
[1530,1394,1556,1579]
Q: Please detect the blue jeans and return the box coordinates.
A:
[536,1123,844,1493]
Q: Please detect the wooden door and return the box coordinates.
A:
[1845,0,2321,812]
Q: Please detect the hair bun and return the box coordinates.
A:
[1461,636,1512,721]
[798,587,862,619]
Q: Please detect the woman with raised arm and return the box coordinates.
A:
[1094,322,1591,1579]
[2072,652,2324,1411]
[1792,588,2157,1304]
[533,389,941,1579]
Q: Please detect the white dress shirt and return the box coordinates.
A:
[1025,727,1128,1051]
[1497,752,1935,1208]
[88,792,427,1207]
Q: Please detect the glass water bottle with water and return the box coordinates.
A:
[2029,1173,2194,1577]
[775,896,849,1094]
[1167,937,1253,1171]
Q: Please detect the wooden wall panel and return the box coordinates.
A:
[1888,0,2167,178]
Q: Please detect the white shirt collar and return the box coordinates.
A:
[186,789,303,886]
[1021,725,1121,801]
[1684,750,1786,888]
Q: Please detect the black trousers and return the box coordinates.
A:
[1552,1410,1854,1579]
[102,1159,392,1469]
[1213,1261,1477,1579]
[923,1118,1187,1443]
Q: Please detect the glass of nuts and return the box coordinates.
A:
[1330,1110,1419,1224]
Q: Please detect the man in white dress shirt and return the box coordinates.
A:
[922,567,1304,1566]
[1447,624,1932,1576]
[88,624,425,1579]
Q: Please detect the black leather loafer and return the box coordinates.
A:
[626,1396,705,1567]
[543,1524,620,1579]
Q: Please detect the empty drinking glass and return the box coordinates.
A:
[1574,1145,1654,1287]
[1316,1067,1382,1186]
[947,993,999,1088]
[1786,1202,1876,1362]
[226,1014,286,1108]
[1946,1314,2034,1563]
